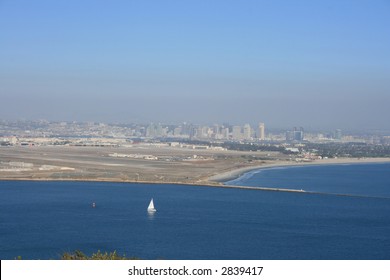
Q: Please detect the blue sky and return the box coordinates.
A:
[0,0,389,130]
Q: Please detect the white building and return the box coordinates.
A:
[243,124,251,140]
[258,122,265,140]
[232,126,242,140]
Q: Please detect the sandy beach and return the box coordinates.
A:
[207,157,390,183]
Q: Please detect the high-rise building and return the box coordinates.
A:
[213,124,220,139]
[293,127,304,141]
[334,129,342,140]
[258,123,265,140]
[173,126,182,136]
[243,124,251,140]
[146,123,165,137]
[286,127,304,142]
[286,130,294,142]
[232,125,242,140]
[222,127,230,139]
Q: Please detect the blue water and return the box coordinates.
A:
[0,163,390,260]
[227,163,390,198]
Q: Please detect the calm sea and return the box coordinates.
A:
[0,163,390,260]
[227,162,390,198]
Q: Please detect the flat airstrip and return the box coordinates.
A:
[1,145,389,187]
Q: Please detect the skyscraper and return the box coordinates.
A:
[286,127,304,142]
[293,127,304,141]
[258,123,265,140]
[222,127,230,139]
[232,125,242,140]
[243,124,251,140]
[334,129,342,140]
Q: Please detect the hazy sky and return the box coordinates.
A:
[1,0,389,130]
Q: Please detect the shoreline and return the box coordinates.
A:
[2,145,390,194]
[2,161,390,199]
[207,157,390,183]
[1,157,389,194]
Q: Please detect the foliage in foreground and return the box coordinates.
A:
[61,250,140,260]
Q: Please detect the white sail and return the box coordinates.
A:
[147,198,156,212]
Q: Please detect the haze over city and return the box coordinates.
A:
[2,1,390,267]
[1,0,389,131]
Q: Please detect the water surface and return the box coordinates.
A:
[0,164,389,260]
[227,163,390,198]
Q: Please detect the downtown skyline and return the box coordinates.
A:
[1,0,389,131]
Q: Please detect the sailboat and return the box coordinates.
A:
[147,198,156,212]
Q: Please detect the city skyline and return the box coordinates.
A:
[2,118,385,141]
[1,0,389,130]
[2,116,388,136]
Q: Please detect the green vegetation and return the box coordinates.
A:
[220,142,287,153]
[61,250,140,260]
[172,139,390,158]
[305,143,390,158]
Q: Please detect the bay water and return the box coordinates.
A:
[0,163,389,260]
